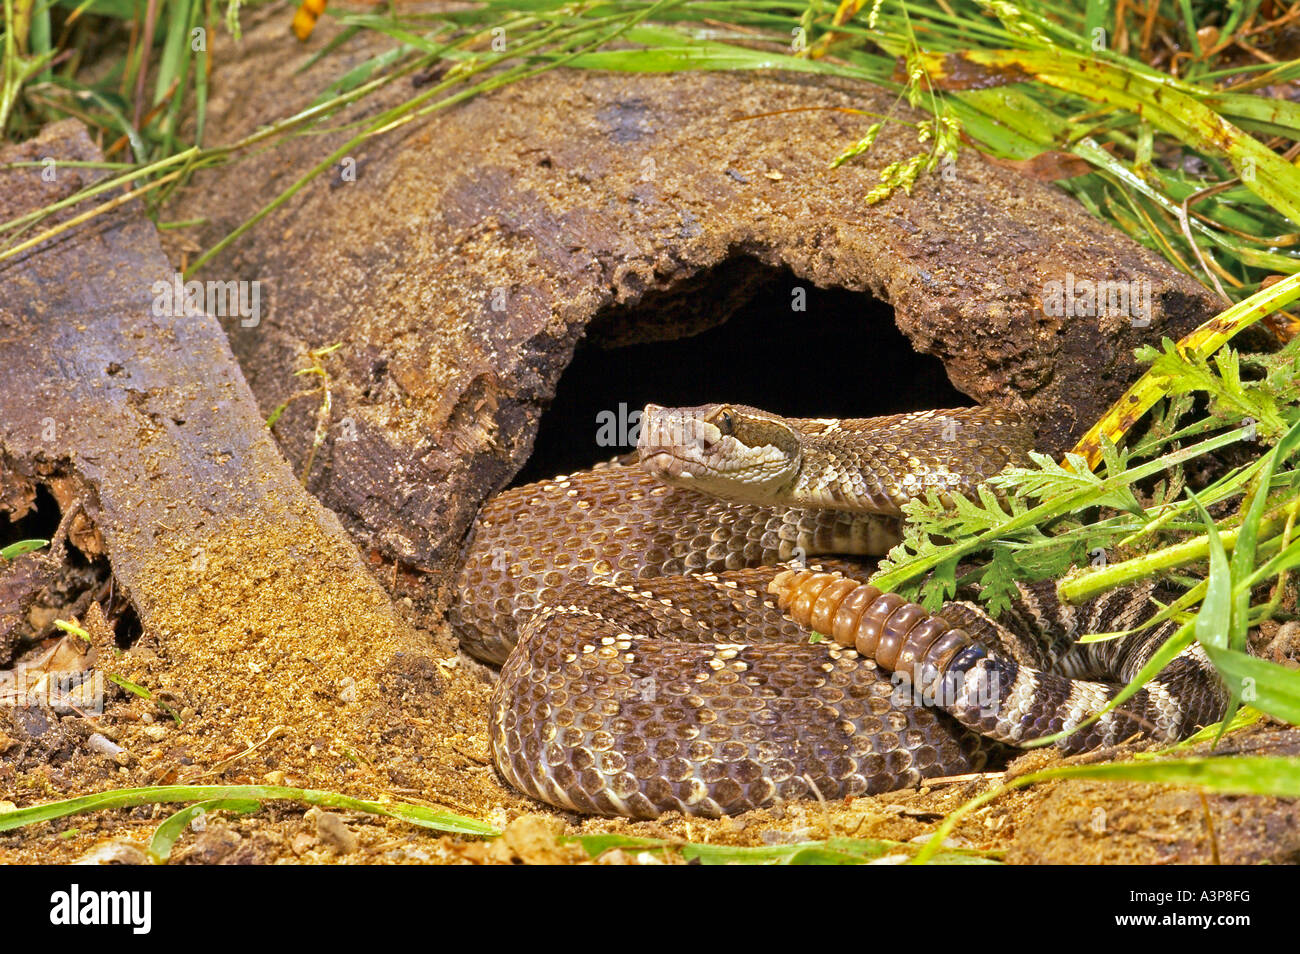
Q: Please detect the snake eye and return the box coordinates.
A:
[717,410,734,436]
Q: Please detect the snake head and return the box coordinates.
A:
[637,403,802,503]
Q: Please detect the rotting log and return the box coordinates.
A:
[167,7,1220,583]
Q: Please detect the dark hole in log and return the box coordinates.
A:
[112,601,142,650]
[0,482,63,551]
[514,264,971,485]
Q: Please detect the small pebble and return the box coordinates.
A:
[908,832,970,849]
[310,810,359,854]
[73,841,148,865]
[291,831,315,855]
[86,733,124,758]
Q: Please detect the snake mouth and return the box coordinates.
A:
[640,449,695,480]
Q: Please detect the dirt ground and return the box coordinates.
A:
[3,534,1299,864]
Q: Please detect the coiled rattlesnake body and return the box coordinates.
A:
[452,404,1227,818]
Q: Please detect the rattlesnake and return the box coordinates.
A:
[452,404,1227,818]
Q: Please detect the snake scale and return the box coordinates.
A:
[452,404,1227,818]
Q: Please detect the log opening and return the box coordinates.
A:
[514,263,971,485]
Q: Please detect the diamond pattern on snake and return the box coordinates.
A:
[451,403,1227,818]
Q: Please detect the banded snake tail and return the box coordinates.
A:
[452,403,1228,818]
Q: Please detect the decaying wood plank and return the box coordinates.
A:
[0,122,497,813]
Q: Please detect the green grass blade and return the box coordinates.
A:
[1,538,47,559]
[565,832,997,865]
[1188,488,1231,651]
[1200,646,1300,726]
[1189,485,1240,743]
[147,798,261,863]
[561,42,848,75]
[0,784,499,837]
[153,0,193,108]
[681,836,995,865]
[1150,706,1265,755]
[565,833,670,858]
[934,47,1300,228]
